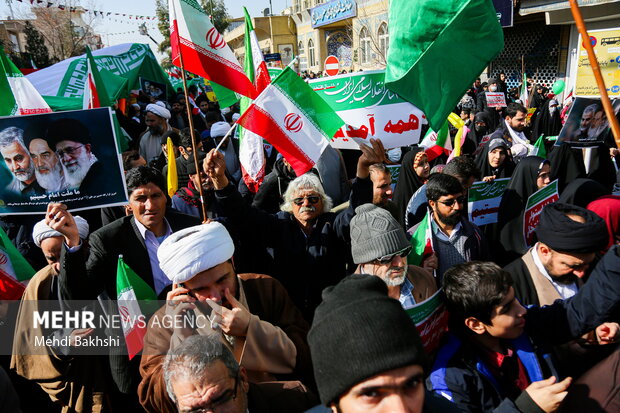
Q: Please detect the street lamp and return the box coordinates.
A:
[138,23,159,46]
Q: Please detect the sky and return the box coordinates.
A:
[0,0,289,61]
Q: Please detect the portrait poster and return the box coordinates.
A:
[139,77,167,100]
[0,107,128,214]
[556,97,620,147]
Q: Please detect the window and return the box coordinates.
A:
[378,23,388,59]
[360,27,371,65]
[298,40,304,56]
[303,0,310,9]
[308,38,316,67]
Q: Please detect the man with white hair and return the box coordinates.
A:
[204,138,385,321]
[0,126,43,197]
[140,102,177,165]
[138,222,311,413]
[28,137,65,192]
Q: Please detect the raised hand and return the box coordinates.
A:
[357,138,387,178]
[165,284,197,340]
[45,203,80,247]
[203,149,228,190]
[205,288,251,337]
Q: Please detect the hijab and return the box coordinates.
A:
[558,178,609,208]
[475,138,516,179]
[497,156,550,261]
[392,148,426,227]
[587,195,620,251]
[548,142,586,192]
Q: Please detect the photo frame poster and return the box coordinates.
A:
[556,97,620,147]
[278,44,294,67]
[140,77,167,100]
[0,107,128,215]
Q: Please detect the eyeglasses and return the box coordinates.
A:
[56,144,84,157]
[375,246,412,265]
[293,196,321,206]
[438,196,466,208]
[184,374,239,413]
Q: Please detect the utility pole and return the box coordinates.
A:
[6,0,14,19]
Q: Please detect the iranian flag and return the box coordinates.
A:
[236,68,345,176]
[519,72,529,108]
[408,211,435,267]
[82,47,106,109]
[168,0,256,99]
[0,46,51,116]
[419,121,452,161]
[239,7,271,193]
[0,227,35,282]
[116,256,157,359]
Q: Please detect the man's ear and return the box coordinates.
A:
[464,316,488,335]
[428,199,436,211]
[239,366,250,394]
[538,243,552,259]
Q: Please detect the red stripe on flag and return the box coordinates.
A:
[0,269,25,300]
[425,145,451,162]
[88,74,100,109]
[237,106,314,176]
[125,324,146,360]
[241,163,265,193]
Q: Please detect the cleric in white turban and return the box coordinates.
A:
[157,221,234,284]
[145,102,171,120]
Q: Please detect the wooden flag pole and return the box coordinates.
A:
[177,51,209,220]
[569,0,620,148]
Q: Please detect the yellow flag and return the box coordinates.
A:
[447,113,465,158]
[166,137,177,197]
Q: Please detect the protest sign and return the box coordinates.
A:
[575,28,620,97]
[310,70,426,149]
[523,179,559,247]
[485,92,507,108]
[404,289,449,354]
[386,164,400,192]
[467,178,510,226]
[0,107,128,215]
[557,97,620,147]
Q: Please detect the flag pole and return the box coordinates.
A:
[174,40,208,220]
[569,0,620,148]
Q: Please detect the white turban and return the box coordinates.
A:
[32,216,89,248]
[232,113,240,122]
[157,222,235,284]
[146,103,171,120]
[211,121,230,138]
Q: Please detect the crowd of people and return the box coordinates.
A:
[0,71,619,413]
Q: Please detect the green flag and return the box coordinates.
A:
[385,0,504,131]
[0,47,17,116]
[532,135,547,159]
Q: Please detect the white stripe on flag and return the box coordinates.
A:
[253,85,329,163]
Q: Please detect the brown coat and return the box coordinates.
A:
[138,273,312,413]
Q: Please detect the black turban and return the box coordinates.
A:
[535,203,609,253]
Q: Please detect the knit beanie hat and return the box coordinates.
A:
[308,274,426,405]
[350,204,410,264]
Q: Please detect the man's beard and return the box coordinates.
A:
[149,124,164,136]
[63,152,97,188]
[13,162,35,183]
[437,208,461,226]
[380,267,407,287]
[35,161,65,191]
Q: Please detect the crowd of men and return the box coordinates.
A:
[1,72,620,413]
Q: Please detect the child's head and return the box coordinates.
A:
[443,262,527,340]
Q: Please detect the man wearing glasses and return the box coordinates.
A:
[414,173,490,284]
[163,335,317,413]
[45,117,108,195]
[203,139,385,322]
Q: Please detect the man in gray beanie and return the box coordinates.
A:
[350,204,437,306]
[307,275,458,413]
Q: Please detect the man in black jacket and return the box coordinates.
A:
[47,166,200,407]
[204,139,385,322]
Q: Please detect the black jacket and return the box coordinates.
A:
[214,177,372,322]
[252,158,297,213]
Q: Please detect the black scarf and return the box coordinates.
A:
[392,148,426,227]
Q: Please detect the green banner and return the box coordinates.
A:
[467,178,510,226]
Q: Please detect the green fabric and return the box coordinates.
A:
[0,227,35,282]
[211,79,240,107]
[385,0,504,131]
[0,47,18,115]
[116,255,158,313]
[42,95,82,111]
[86,47,115,107]
[533,135,546,159]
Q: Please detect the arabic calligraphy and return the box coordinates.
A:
[321,75,398,107]
[311,0,356,27]
[384,114,419,134]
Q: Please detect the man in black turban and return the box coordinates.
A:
[504,202,609,306]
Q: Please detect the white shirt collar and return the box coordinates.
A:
[531,243,578,300]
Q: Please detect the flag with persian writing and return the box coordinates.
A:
[239,7,271,193]
[0,227,35,282]
[408,211,434,267]
[419,121,452,162]
[82,46,113,109]
[116,255,157,359]
[0,46,51,116]
[385,0,503,131]
[168,0,256,99]
[236,67,345,176]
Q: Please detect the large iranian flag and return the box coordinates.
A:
[0,46,51,116]
[239,7,271,193]
[169,0,256,99]
[237,68,344,176]
[116,256,157,359]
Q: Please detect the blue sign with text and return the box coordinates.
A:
[310,0,357,28]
